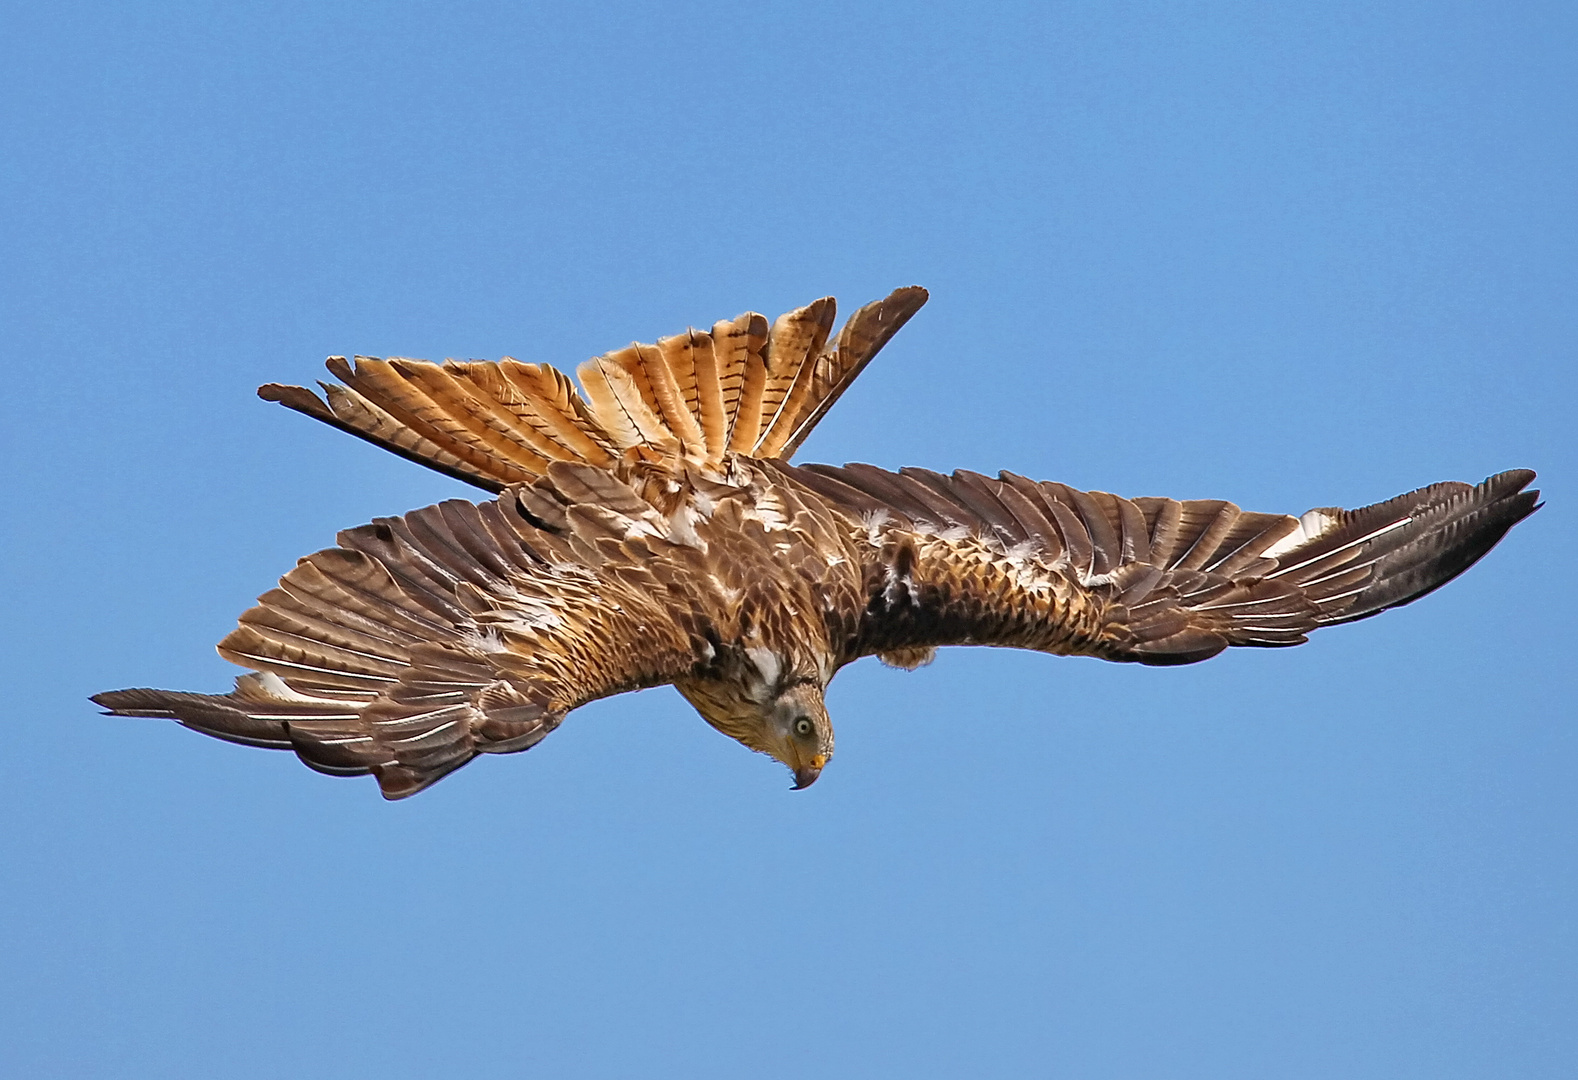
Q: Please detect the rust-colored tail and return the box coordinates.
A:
[262,287,927,492]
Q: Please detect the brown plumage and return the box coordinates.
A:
[95,288,1541,798]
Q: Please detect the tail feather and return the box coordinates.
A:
[751,298,839,456]
[260,380,510,492]
[262,288,927,490]
[388,359,566,475]
[578,350,680,458]
[599,340,709,457]
[484,361,619,466]
[769,286,931,459]
[327,357,548,486]
[724,319,772,454]
[709,312,771,453]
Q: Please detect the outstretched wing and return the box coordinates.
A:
[260,288,928,491]
[95,464,718,799]
[787,464,1540,667]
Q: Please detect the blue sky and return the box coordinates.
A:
[2,2,1573,1076]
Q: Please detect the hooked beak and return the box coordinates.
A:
[791,754,828,790]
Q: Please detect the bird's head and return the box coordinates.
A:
[675,662,834,789]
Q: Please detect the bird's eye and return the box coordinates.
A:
[793,716,814,738]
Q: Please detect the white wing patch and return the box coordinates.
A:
[1263,509,1338,559]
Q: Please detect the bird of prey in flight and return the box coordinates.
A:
[95,288,1539,798]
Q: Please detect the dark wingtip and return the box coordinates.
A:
[91,688,170,717]
[1321,466,1542,625]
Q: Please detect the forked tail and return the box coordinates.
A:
[261,287,928,491]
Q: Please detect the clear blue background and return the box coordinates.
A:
[3,2,1572,1076]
